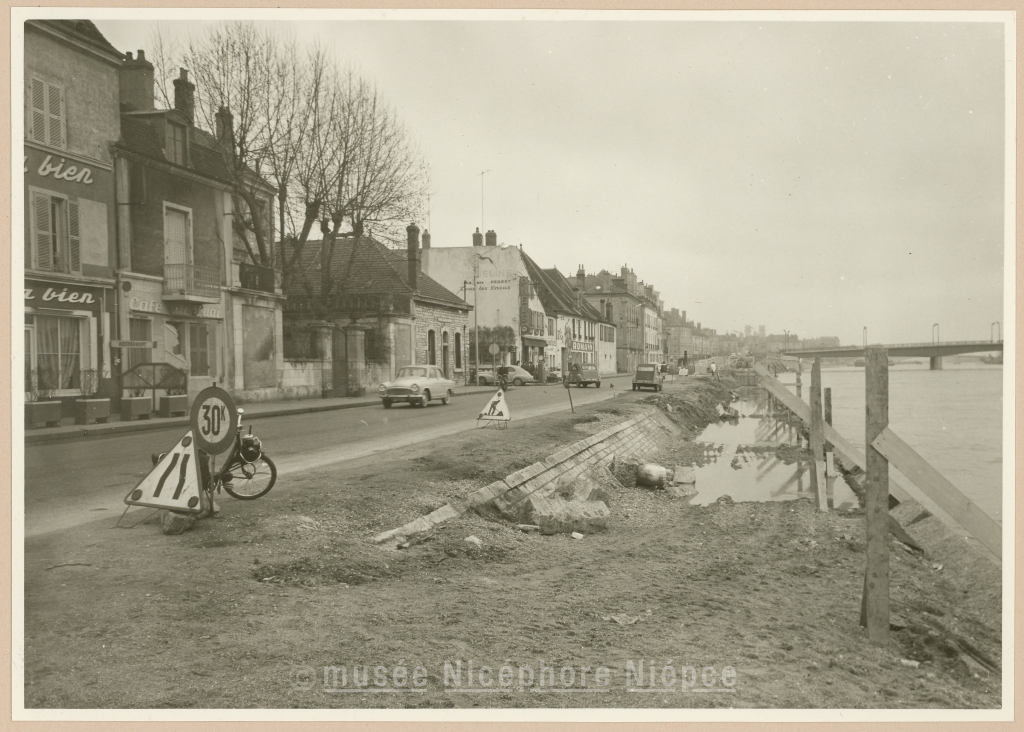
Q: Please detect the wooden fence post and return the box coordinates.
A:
[861,347,890,644]
[824,386,834,476]
[809,358,828,511]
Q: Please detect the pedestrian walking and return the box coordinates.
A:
[710,361,720,381]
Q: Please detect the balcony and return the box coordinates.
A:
[163,263,221,302]
[239,262,276,293]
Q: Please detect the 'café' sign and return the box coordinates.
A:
[24,154,94,185]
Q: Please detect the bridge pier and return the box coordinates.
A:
[929,356,943,370]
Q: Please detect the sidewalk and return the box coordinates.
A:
[24,372,637,445]
[23,384,499,445]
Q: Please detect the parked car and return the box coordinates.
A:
[473,364,535,386]
[568,363,601,387]
[379,365,455,408]
[632,363,663,391]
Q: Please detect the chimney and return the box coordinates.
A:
[576,265,586,292]
[407,223,421,291]
[173,68,195,125]
[472,228,483,247]
[216,106,234,149]
[119,49,154,112]
[422,230,431,250]
[485,230,497,247]
[682,311,687,324]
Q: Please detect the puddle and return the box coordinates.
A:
[687,389,858,510]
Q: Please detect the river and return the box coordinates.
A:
[774,361,1005,522]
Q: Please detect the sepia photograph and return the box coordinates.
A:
[13,7,1013,721]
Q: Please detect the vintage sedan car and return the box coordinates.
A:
[567,363,601,387]
[632,363,664,391]
[474,364,535,386]
[379,365,455,408]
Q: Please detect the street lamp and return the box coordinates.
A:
[862,326,867,349]
[932,323,940,344]
[992,321,1001,342]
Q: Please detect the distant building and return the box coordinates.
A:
[581,265,662,371]
[282,225,471,396]
[758,324,766,338]
[801,336,842,349]
[662,308,693,366]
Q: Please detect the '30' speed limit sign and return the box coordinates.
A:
[189,386,238,455]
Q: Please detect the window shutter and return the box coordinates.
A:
[67,200,81,273]
[30,78,46,143]
[47,83,63,148]
[33,193,53,271]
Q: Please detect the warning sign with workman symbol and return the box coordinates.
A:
[124,431,203,513]
[477,389,511,427]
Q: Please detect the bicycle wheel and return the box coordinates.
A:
[222,456,277,500]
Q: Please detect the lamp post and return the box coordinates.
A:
[932,323,940,344]
[992,321,1001,342]
[862,326,867,349]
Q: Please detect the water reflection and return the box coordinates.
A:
[687,388,857,510]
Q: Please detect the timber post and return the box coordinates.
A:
[861,347,890,644]
[809,358,828,511]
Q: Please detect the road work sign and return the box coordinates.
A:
[125,431,203,513]
[478,389,511,423]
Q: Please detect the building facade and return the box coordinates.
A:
[282,226,471,397]
[24,20,122,410]
[114,51,283,404]
[420,229,549,370]
[581,266,663,372]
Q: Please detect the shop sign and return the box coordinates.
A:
[571,341,595,352]
[24,153,96,185]
[128,295,222,319]
[25,280,102,311]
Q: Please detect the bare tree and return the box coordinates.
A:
[150,22,429,317]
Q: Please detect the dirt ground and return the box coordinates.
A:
[24,377,1001,709]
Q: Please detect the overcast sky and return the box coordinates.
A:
[92,13,1009,345]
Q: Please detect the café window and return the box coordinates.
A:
[30,190,80,274]
[33,314,84,392]
[28,77,65,149]
[165,121,187,165]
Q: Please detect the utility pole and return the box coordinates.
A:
[480,170,490,232]
[473,262,480,386]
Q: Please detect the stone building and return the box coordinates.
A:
[23,20,122,411]
[420,229,550,371]
[113,50,283,403]
[662,307,693,366]
[282,225,471,397]
[581,266,663,372]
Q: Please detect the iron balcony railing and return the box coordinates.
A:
[163,263,221,299]
[239,262,276,293]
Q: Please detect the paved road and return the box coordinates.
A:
[24,376,637,537]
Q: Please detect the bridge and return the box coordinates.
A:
[783,340,1003,370]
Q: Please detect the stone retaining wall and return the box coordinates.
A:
[373,407,676,544]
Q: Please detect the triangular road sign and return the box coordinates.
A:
[478,389,511,422]
[125,431,203,513]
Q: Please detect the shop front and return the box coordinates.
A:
[24,278,113,404]
[119,273,226,400]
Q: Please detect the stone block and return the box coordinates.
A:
[666,483,698,499]
[523,494,610,535]
[673,466,696,484]
[161,510,197,534]
[636,463,670,488]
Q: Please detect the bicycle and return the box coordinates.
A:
[152,407,277,503]
[211,408,277,500]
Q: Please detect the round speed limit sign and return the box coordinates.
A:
[189,386,238,455]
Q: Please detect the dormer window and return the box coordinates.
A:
[165,121,186,165]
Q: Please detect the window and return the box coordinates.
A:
[455,332,462,369]
[35,314,81,391]
[165,322,186,366]
[128,317,152,369]
[24,327,34,392]
[547,318,555,337]
[427,330,436,365]
[165,122,186,165]
[190,322,210,376]
[163,207,192,266]
[30,190,79,273]
[28,77,64,148]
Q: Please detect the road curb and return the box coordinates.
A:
[23,385,511,445]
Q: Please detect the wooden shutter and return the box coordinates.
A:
[33,192,53,271]
[67,200,81,273]
[30,78,46,143]
[48,83,63,148]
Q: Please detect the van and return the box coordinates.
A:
[632,363,663,391]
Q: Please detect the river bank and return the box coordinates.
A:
[23,377,1000,710]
